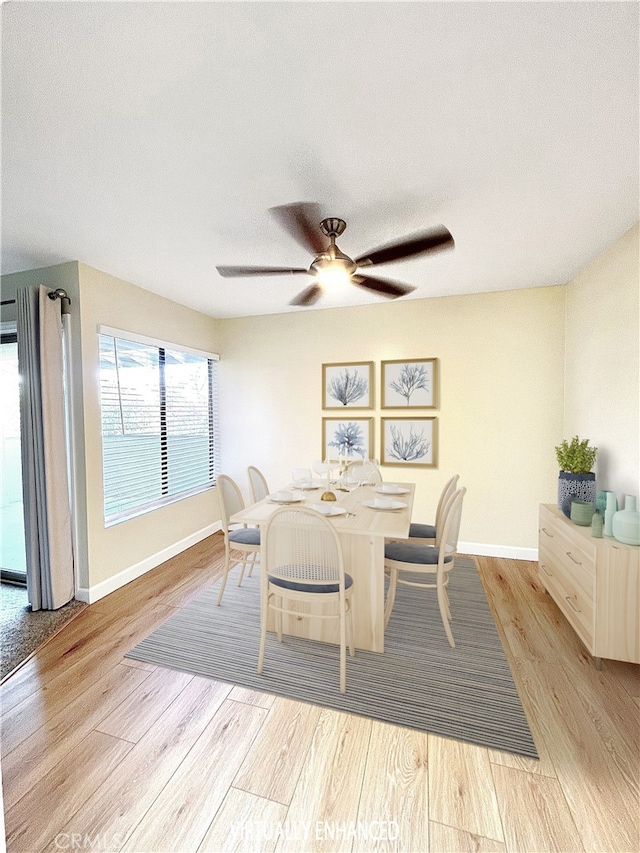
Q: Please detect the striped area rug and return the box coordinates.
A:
[126,556,538,758]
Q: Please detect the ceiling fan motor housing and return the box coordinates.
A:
[311,217,357,277]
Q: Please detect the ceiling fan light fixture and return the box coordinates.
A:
[309,251,356,289]
[313,265,353,289]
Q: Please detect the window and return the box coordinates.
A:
[98,327,219,526]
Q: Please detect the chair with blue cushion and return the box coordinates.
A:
[257,506,355,693]
[407,473,459,544]
[384,487,466,647]
[216,474,261,606]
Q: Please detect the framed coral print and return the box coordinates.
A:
[322,418,374,461]
[381,417,438,467]
[381,358,438,408]
[323,361,373,409]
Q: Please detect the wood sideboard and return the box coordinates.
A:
[538,503,640,667]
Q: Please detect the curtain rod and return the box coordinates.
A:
[1,289,71,313]
[48,288,72,314]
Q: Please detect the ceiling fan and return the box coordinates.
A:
[216,203,454,307]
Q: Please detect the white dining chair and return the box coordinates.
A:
[383,487,466,647]
[216,474,261,606]
[247,465,270,503]
[257,505,355,693]
[406,474,460,544]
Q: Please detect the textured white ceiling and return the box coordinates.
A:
[2,2,638,318]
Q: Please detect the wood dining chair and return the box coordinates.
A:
[216,474,261,606]
[247,465,270,503]
[257,506,355,693]
[383,486,467,647]
[407,473,460,544]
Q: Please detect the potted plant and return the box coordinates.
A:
[555,436,598,516]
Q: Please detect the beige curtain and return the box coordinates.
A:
[17,286,74,610]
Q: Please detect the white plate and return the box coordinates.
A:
[268,493,304,504]
[310,503,347,517]
[374,486,410,495]
[363,500,407,511]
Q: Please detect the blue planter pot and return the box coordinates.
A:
[558,472,596,517]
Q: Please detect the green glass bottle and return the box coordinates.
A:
[591,508,603,538]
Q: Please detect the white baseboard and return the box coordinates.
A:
[75,521,222,604]
[74,527,535,604]
[459,542,539,561]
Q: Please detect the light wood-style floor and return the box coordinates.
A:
[1,534,638,853]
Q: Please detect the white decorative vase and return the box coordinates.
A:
[604,491,616,536]
[612,495,640,546]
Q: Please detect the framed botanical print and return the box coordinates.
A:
[323,361,373,409]
[381,417,438,467]
[381,358,438,408]
[322,417,374,461]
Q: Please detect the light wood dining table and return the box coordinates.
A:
[230,481,415,653]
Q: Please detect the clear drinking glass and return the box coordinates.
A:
[292,468,313,489]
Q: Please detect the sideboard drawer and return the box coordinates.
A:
[539,537,594,647]
[539,517,595,599]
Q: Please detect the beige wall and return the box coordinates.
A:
[76,263,222,591]
[5,224,635,595]
[217,286,566,553]
[564,223,640,501]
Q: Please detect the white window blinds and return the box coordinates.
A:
[98,330,219,526]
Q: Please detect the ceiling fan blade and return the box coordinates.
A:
[351,274,416,299]
[289,283,322,307]
[269,202,329,255]
[355,225,454,267]
[216,265,309,278]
